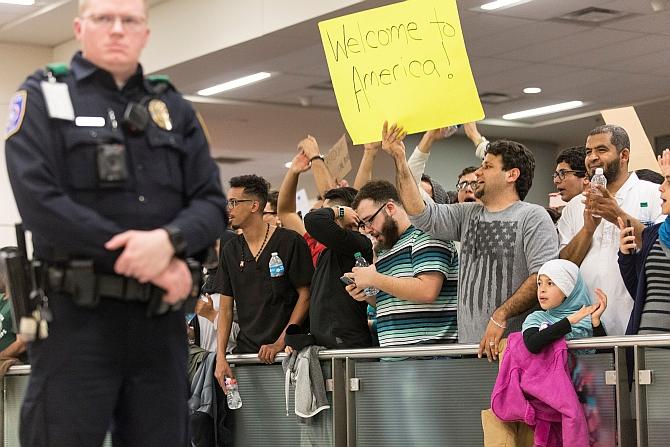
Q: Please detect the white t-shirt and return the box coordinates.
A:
[197,294,220,352]
[557,172,665,335]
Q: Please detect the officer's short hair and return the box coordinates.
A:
[79,0,149,15]
[229,175,270,211]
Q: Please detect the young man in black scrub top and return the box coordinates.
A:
[214,175,313,385]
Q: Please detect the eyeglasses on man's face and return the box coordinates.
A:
[358,203,387,229]
[83,14,147,31]
[227,199,255,209]
[456,180,478,191]
[552,169,585,181]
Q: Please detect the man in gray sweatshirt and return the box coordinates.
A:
[379,122,558,361]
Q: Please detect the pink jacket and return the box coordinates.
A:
[491,332,589,447]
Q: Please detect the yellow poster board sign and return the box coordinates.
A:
[318,0,484,144]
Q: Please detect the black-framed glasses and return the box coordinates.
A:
[227,199,255,209]
[263,211,277,216]
[552,169,585,181]
[456,180,478,191]
[358,203,387,229]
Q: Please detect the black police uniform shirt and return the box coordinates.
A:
[304,208,373,349]
[214,227,314,354]
[4,52,227,273]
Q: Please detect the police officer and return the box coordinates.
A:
[4,0,227,445]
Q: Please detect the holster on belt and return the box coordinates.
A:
[46,258,202,317]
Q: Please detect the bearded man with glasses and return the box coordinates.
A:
[4,0,227,444]
[344,180,459,349]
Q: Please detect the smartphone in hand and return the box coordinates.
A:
[340,275,355,286]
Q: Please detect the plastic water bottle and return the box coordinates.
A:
[269,252,285,277]
[639,202,653,228]
[354,252,378,296]
[224,377,242,409]
[590,168,607,218]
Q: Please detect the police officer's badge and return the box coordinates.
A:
[5,90,27,140]
[148,99,172,131]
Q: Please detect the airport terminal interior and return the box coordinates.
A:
[1,0,670,446]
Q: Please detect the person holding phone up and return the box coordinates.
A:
[618,149,670,336]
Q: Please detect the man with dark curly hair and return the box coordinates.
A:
[554,146,588,204]
[380,122,558,362]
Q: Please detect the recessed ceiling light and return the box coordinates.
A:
[197,72,271,96]
[523,87,542,94]
[503,101,584,120]
[480,0,532,11]
[0,0,35,4]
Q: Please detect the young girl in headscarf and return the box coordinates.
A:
[522,259,607,354]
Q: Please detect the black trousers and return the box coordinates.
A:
[20,294,189,447]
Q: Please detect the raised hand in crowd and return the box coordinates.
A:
[417,125,457,154]
[381,121,408,158]
[298,134,320,159]
[290,149,311,175]
[298,135,338,195]
[354,141,381,190]
[617,216,638,255]
[658,148,670,177]
[463,122,489,159]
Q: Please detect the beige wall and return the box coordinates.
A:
[0,43,53,247]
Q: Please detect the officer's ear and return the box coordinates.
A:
[250,200,261,214]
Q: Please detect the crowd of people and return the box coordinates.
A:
[180,120,670,377]
[2,0,669,444]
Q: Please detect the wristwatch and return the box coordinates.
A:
[309,154,325,163]
[163,224,187,256]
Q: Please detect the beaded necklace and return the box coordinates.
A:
[239,223,271,271]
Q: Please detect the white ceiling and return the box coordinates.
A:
[2,0,670,192]
[0,0,167,45]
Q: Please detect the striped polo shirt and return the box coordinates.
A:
[639,239,670,334]
[374,226,458,347]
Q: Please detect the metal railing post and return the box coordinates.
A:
[634,346,648,447]
[345,357,357,447]
[615,346,635,447]
[331,358,347,447]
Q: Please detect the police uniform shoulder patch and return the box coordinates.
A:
[5,90,27,140]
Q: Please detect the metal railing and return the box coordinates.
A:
[4,334,670,446]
